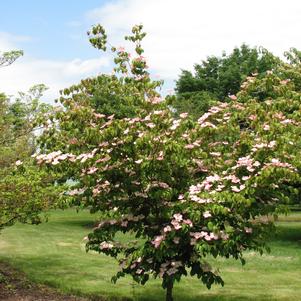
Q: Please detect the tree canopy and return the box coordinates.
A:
[173,44,280,119]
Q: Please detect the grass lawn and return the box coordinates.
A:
[0,209,301,301]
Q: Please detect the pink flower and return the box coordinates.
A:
[92,187,100,196]
[87,167,98,174]
[163,226,172,233]
[15,160,23,166]
[231,186,241,193]
[220,231,229,240]
[94,113,106,119]
[121,220,128,227]
[244,227,253,234]
[197,112,211,124]
[210,232,219,240]
[200,122,217,129]
[173,213,183,222]
[280,119,293,124]
[263,124,270,131]
[280,79,290,85]
[152,235,164,248]
[190,231,207,240]
[178,194,184,200]
[146,123,155,128]
[184,144,195,149]
[183,219,193,227]
[100,241,114,249]
[204,235,212,241]
[150,96,163,104]
[203,211,212,218]
[179,112,188,118]
[210,152,221,157]
[173,237,180,244]
[229,95,237,100]
[156,151,164,159]
[171,220,182,230]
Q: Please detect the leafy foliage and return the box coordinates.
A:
[0,50,23,67]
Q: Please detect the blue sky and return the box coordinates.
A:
[0,1,109,59]
[1,0,301,102]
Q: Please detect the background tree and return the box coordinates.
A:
[0,82,63,231]
[35,25,301,301]
[173,44,279,118]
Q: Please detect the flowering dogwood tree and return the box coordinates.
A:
[36,25,301,301]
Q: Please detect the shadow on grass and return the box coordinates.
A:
[273,224,301,244]
[51,218,97,229]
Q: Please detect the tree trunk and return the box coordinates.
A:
[165,281,173,301]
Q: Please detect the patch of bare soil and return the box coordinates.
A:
[0,262,89,301]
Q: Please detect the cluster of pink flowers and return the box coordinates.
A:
[280,119,294,125]
[248,114,257,121]
[280,79,290,85]
[251,140,276,152]
[231,185,246,193]
[148,96,163,104]
[92,180,110,196]
[200,122,217,129]
[100,241,114,250]
[184,140,201,150]
[15,160,23,166]
[35,148,101,165]
[170,119,181,131]
[179,112,188,118]
[224,174,240,184]
[263,124,270,131]
[198,174,221,192]
[197,103,228,127]
[151,214,194,249]
[244,227,253,234]
[240,75,256,89]
[188,184,212,203]
[265,158,296,170]
[147,181,170,190]
[159,261,182,277]
[232,155,260,172]
[67,188,86,196]
[95,214,145,231]
[152,235,164,248]
[190,231,219,245]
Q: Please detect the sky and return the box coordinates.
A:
[1,0,301,102]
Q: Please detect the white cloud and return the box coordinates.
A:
[0,32,31,51]
[0,56,110,101]
[86,0,301,80]
[0,33,110,102]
